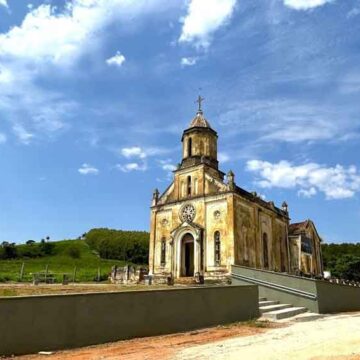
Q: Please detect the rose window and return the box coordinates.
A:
[180,204,196,223]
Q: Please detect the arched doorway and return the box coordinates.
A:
[181,233,194,276]
[263,233,269,270]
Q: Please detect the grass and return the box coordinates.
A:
[0,239,134,283]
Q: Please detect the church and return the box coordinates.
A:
[149,99,323,282]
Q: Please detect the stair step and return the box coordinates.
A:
[262,307,308,320]
[259,300,279,307]
[291,312,324,322]
[260,304,292,314]
[259,297,267,301]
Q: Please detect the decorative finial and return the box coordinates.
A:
[227,170,235,190]
[152,188,159,206]
[195,95,205,113]
[282,201,288,213]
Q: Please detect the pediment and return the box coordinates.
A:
[170,221,203,238]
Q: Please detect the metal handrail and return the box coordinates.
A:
[231,272,317,300]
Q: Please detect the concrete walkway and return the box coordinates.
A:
[176,312,360,360]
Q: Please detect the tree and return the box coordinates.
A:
[0,242,17,259]
[85,228,149,264]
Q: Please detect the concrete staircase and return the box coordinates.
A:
[259,297,308,320]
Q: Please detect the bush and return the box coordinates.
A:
[0,275,11,283]
[39,240,54,256]
[66,245,81,259]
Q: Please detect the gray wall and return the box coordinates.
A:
[232,265,360,314]
[0,285,258,356]
[316,281,360,313]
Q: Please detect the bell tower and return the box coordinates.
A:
[181,96,218,170]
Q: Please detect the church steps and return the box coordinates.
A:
[260,303,292,314]
[259,300,279,307]
[258,297,309,320]
[261,306,308,320]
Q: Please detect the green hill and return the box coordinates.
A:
[0,239,132,283]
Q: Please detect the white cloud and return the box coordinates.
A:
[118,146,173,173]
[246,160,360,200]
[298,187,317,198]
[0,133,6,144]
[120,146,171,159]
[218,152,230,163]
[0,0,7,8]
[78,163,99,175]
[106,51,126,67]
[12,124,34,144]
[347,7,360,18]
[116,162,147,172]
[283,0,333,10]
[0,0,177,143]
[121,146,147,159]
[179,0,236,48]
[162,163,177,171]
[220,100,358,144]
[0,1,171,66]
[181,56,197,66]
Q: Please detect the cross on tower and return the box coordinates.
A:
[195,95,205,113]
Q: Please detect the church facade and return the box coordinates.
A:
[149,104,323,282]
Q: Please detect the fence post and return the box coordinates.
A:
[45,264,49,283]
[19,262,25,282]
[97,267,101,282]
[73,266,77,283]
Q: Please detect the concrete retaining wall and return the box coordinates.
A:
[316,281,360,313]
[231,265,319,312]
[232,265,360,314]
[0,285,258,356]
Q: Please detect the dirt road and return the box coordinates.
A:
[177,312,360,360]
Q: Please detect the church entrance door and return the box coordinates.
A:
[181,233,194,277]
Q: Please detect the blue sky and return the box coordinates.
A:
[0,0,360,243]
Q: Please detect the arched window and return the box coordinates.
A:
[214,231,221,266]
[263,233,269,269]
[161,238,166,266]
[187,176,192,196]
[188,137,192,157]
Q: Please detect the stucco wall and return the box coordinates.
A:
[0,285,258,356]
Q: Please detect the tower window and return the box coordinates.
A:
[188,138,192,157]
[214,231,221,265]
[161,238,166,266]
[187,176,192,196]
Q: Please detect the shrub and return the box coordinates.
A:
[67,245,81,259]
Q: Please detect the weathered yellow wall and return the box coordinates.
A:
[182,131,217,160]
[233,195,288,272]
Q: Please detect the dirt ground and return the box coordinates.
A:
[0,283,168,296]
[13,321,273,360]
[11,312,360,360]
